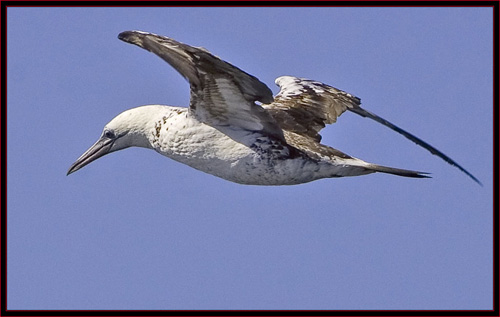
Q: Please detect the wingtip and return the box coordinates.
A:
[349,106,483,186]
[118,30,133,40]
[118,30,150,43]
[469,175,483,187]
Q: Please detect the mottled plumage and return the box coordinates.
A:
[67,30,480,186]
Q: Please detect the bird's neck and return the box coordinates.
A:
[122,105,188,150]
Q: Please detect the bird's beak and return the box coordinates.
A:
[67,137,114,175]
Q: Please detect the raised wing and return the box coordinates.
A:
[268,76,481,185]
[266,76,361,142]
[118,30,285,143]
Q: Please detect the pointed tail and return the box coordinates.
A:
[365,163,431,179]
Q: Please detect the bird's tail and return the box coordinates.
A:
[330,157,430,179]
[364,163,431,179]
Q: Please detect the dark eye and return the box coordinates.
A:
[103,130,115,139]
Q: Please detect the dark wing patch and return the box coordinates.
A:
[283,130,352,160]
[118,30,285,143]
[265,76,361,142]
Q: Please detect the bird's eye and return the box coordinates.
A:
[103,130,115,139]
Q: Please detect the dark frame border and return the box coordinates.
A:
[1,2,497,316]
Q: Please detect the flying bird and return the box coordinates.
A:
[67,30,480,186]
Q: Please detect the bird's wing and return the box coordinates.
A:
[266,76,361,142]
[267,76,481,185]
[118,30,285,144]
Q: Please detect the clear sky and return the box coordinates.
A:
[6,7,493,310]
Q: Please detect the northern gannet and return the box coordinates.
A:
[67,31,480,186]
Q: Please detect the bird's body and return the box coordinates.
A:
[67,30,480,186]
[112,105,372,185]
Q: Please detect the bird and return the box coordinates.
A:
[67,30,481,186]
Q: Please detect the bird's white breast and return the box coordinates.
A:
[146,106,329,185]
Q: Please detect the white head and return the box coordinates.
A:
[67,106,161,175]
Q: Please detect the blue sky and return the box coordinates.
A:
[6,7,493,310]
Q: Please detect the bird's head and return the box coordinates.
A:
[67,106,157,175]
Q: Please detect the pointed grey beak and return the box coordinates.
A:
[67,137,114,175]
